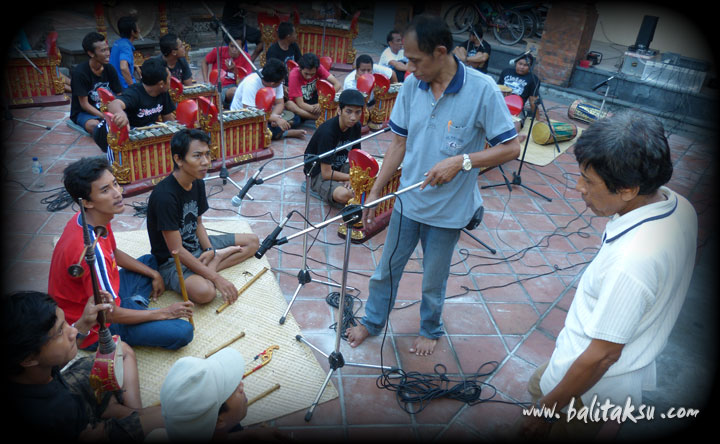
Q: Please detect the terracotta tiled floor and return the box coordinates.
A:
[3,23,717,440]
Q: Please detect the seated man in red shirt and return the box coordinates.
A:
[285,53,342,122]
[48,156,194,351]
[200,26,254,107]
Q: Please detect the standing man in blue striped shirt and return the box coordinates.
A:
[346,15,521,356]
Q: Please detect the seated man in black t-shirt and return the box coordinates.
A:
[303,89,364,208]
[2,290,163,441]
[156,33,193,86]
[93,57,177,153]
[146,129,259,305]
[452,26,491,73]
[498,53,540,118]
[70,32,123,134]
[265,22,303,68]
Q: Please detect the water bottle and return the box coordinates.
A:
[31,157,45,188]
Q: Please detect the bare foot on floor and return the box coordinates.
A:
[409,336,438,356]
[345,324,370,348]
[286,129,307,139]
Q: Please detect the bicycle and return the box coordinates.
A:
[443,1,525,46]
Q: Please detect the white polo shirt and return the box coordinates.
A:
[540,187,698,407]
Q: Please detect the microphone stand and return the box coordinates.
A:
[482,58,554,202]
[200,2,259,200]
[234,127,392,324]
[255,180,424,421]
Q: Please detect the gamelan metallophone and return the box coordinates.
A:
[106,105,272,197]
[4,31,69,108]
[169,78,218,106]
[293,11,361,65]
[316,80,370,129]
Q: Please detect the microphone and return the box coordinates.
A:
[509,50,532,66]
[231,170,262,207]
[592,75,616,91]
[255,215,290,259]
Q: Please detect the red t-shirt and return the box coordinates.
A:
[204,46,253,87]
[287,65,331,101]
[48,213,120,348]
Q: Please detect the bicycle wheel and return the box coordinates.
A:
[519,11,537,39]
[492,10,525,45]
[444,3,473,33]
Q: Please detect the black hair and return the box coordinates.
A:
[117,16,137,39]
[2,291,58,377]
[469,25,483,39]
[63,156,113,203]
[277,22,294,40]
[81,32,106,56]
[386,29,401,44]
[140,57,169,86]
[517,53,534,66]
[299,53,319,70]
[404,14,454,55]
[355,54,373,69]
[159,33,179,56]
[573,111,673,195]
[261,58,287,83]
[170,129,212,169]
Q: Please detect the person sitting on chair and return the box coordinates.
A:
[156,33,193,86]
[2,290,164,440]
[285,53,342,122]
[48,156,194,351]
[230,58,305,140]
[69,32,123,135]
[303,89,364,208]
[93,57,177,154]
[452,25,491,73]
[146,129,259,305]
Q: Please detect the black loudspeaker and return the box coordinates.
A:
[634,15,658,50]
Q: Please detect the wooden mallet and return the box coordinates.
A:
[171,250,194,328]
[216,267,269,314]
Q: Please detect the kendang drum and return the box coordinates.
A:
[531,120,578,145]
[568,99,608,124]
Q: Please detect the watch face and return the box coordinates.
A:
[463,155,472,170]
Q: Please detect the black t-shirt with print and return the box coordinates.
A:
[303,116,361,177]
[147,173,209,264]
[69,61,123,121]
[498,67,540,102]
[152,55,193,83]
[117,82,176,128]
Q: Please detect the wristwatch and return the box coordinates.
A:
[461,154,472,171]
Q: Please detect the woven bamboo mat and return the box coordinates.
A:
[515,119,584,166]
[80,220,337,426]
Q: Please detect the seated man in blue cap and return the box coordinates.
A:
[302,89,365,208]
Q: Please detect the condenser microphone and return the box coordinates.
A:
[254,215,290,259]
[231,170,262,206]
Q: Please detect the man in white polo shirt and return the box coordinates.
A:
[520,111,698,440]
[230,58,305,140]
[345,15,520,356]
